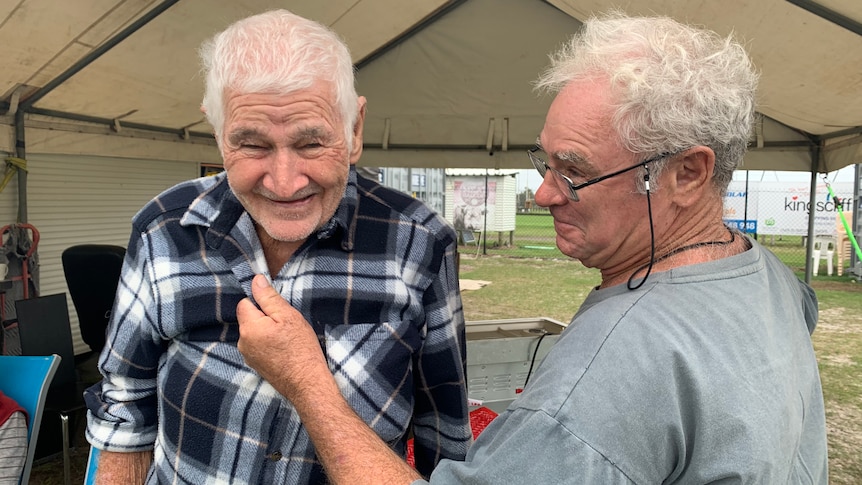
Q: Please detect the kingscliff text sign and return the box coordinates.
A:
[723,181,853,236]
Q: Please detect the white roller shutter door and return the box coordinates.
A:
[24,153,199,354]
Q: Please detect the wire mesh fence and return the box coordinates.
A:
[455,210,564,260]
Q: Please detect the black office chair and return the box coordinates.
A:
[16,293,86,485]
[61,244,125,354]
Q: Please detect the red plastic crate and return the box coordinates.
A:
[406,406,498,467]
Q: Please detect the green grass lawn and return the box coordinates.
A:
[459,255,862,483]
[460,213,564,258]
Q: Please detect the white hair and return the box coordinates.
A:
[535,12,758,192]
[199,9,359,149]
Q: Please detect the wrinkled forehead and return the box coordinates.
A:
[539,84,645,175]
[544,80,615,130]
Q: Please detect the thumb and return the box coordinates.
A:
[236,295,265,323]
[249,273,293,323]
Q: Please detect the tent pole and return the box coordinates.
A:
[9,0,180,225]
[854,164,861,274]
[483,169,489,256]
[804,144,821,284]
[14,110,26,223]
[743,170,751,239]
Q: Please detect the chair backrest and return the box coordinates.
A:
[15,294,78,395]
[83,445,100,485]
[61,244,126,354]
[0,354,61,485]
[813,235,836,252]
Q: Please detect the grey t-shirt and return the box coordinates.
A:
[420,238,827,484]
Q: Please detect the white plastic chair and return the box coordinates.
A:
[812,236,836,276]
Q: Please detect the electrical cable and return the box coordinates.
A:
[523,330,550,389]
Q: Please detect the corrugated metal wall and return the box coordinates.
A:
[3,153,198,354]
[425,169,445,215]
[379,167,446,214]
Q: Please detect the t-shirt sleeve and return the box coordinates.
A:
[425,408,635,484]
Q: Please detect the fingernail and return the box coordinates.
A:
[254,274,268,288]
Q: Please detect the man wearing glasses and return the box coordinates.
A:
[236,12,828,484]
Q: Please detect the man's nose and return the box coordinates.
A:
[269,150,309,190]
[534,172,567,208]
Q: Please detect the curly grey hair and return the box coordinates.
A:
[535,12,758,193]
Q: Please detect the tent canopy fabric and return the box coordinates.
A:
[1,0,860,173]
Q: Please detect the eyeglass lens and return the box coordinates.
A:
[528,148,578,200]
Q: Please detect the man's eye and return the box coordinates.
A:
[240,143,267,151]
[557,164,589,181]
[550,163,581,181]
[566,169,585,180]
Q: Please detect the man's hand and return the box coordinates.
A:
[236,274,422,485]
[237,274,330,403]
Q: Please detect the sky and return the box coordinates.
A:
[515,164,858,195]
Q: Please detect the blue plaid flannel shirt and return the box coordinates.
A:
[85,168,471,484]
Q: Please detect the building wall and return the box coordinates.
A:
[379,167,446,215]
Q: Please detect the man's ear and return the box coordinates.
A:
[349,96,367,165]
[668,146,715,207]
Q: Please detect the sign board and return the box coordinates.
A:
[723,181,854,236]
[452,179,497,231]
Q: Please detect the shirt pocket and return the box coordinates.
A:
[323,320,422,443]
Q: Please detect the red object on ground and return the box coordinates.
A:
[406,406,499,467]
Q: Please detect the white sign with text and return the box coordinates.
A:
[723,181,853,236]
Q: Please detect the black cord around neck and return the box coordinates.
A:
[625,162,741,290]
[628,164,655,290]
[628,227,736,290]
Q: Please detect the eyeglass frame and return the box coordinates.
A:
[527,146,674,202]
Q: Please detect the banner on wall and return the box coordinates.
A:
[723,181,854,236]
[452,178,497,232]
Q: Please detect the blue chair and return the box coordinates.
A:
[83,446,99,485]
[0,354,61,485]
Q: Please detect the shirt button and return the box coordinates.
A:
[268,451,283,461]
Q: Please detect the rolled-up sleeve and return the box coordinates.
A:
[85,229,166,452]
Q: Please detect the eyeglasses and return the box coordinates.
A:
[527,146,672,202]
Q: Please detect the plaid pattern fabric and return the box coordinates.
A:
[85,168,471,484]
